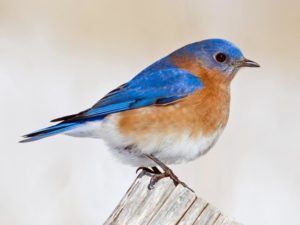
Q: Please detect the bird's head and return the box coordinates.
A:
[172,38,260,80]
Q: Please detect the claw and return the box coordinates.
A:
[148,183,155,190]
[136,167,153,174]
[146,168,194,192]
[144,154,194,192]
[137,154,194,192]
[151,166,162,174]
[136,167,156,179]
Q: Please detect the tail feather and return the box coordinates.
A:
[20,122,80,143]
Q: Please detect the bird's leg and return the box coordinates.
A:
[145,154,193,191]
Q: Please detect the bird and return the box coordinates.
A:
[20,38,259,189]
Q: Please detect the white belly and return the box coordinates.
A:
[65,114,223,166]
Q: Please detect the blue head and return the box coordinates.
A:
[173,38,259,77]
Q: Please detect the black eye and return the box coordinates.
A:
[215,53,227,63]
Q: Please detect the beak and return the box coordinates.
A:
[239,58,260,68]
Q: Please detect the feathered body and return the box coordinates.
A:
[21,39,259,167]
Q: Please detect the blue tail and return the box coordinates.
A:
[20,122,81,143]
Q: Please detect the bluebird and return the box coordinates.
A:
[21,39,259,189]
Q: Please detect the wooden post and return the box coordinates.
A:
[104,175,242,225]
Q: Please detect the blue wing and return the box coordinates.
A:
[60,68,203,122]
[21,68,202,142]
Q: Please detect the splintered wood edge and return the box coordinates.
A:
[104,175,242,225]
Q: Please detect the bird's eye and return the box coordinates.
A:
[215,53,227,63]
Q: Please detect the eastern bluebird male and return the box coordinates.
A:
[21,39,259,189]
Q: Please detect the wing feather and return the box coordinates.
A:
[53,68,203,123]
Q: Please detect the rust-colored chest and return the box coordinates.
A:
[118,68,230,138]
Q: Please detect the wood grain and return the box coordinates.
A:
[104,175,242,225]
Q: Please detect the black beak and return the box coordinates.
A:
[240,58,260,68]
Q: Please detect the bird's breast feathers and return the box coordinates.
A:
[67,71,230,166]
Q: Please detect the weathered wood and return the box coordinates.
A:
[104,175,242,225]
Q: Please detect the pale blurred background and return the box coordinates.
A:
[0,0,299,224]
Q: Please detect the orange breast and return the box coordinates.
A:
[118,64,231,139]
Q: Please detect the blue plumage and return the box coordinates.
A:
[21,68,202,142]
[20,122,82,143]
[86,68,202,118]
[21,38,259,143]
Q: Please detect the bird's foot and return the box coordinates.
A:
[142,154,194,192]
[136,166,161,178]
[148,167,193,192]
